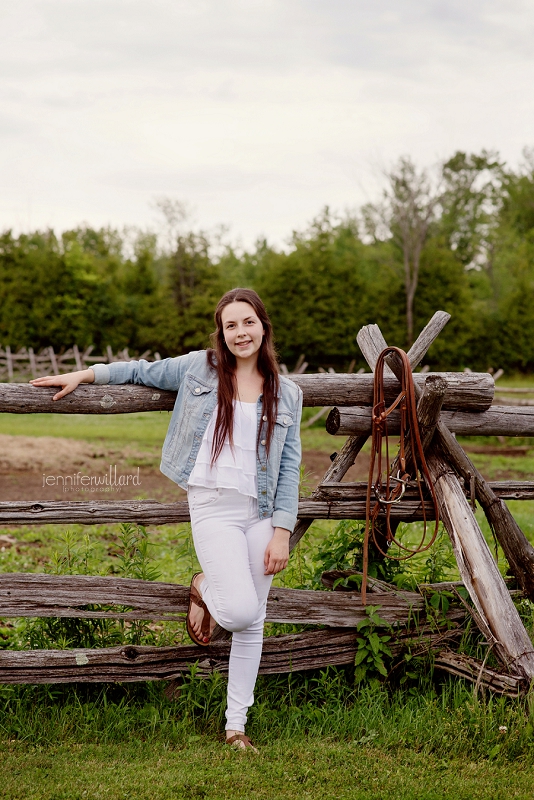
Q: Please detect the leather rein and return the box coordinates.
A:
[362,347,440,604]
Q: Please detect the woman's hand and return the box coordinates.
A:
[264,527,290,575]
[29,369,95,401]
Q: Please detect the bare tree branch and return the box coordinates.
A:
[361,157,441,345]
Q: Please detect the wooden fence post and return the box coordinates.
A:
[28,347,37,378]
[357,321,534,680]
[5,346,13,381]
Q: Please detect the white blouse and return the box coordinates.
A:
[187,401,258,498]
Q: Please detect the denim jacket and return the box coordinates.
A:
[91,351,303,532]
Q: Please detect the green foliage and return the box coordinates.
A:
[114,523,161,582]
[308,519,363,588]
[354,606,393,683]
[400,526,457,587]
[154,232,227,353]
[309,519,407,590]
[440,149,504,269]
[3,150,534,371]
[0,228,122,351]
[501,148,534,237]
[18,524,168,651]
[254,210,372,366]
[413,239,476,367]
[47,530,96,576]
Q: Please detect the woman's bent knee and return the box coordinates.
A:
[220,605,260,633]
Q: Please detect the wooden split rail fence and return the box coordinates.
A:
[0,345,161,382]
[2,312,534,695]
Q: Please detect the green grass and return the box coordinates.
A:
[493,374,534,390]
[0,412,172,449]
[0,409,339,457]
[3,739,534,799]
[4,415,534,789]
[0,522,196,584]
[3,742,533,800]
[0,517,342,587]
[465,449,534,480]
[2,678,534,798]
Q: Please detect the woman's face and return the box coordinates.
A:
[221,301,265,364]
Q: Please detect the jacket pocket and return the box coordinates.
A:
[185,374,215,398]
[273,412,294,449]
[276,412,294,428]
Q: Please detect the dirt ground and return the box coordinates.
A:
[0,434,370,502]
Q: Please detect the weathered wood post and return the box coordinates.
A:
[391,373,447,475]
[6,345,13,381]
[357,323,534,680]
[48,346,59,375]
[435,426,534,600]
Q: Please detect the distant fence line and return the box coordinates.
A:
[0,345,161,382]
[0,346,313,383]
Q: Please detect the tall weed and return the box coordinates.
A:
[14,524,180,651]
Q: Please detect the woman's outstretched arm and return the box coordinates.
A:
[29,369,95,401]
[30,351,200,399]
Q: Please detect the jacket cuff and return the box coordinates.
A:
[90,363,110,385]
[272,509,297,533]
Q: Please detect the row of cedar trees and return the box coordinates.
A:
[2,149,534,372]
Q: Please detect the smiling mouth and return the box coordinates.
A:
[236,340,252,347]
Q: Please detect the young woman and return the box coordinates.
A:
[30,288,303,752]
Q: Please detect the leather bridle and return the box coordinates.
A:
[362,347,440,604]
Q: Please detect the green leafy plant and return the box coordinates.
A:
[354,605,393,684]
[310,519,407,590]
[172,524,199,577]
[19,524,164,651]
[47,530,98,576]
[427,590,451,617]
[407,526,456,586]
[309,520,363,589]
[115,523,161,582]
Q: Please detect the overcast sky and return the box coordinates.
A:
[1,0,533,248]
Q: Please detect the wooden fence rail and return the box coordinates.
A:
[0,480,532,526]
[0,345,342,384]
[0,373,495,413]
[0,574,423,626]
[0,498,436,525]
[327,404,534,437]
[3,626,488,685]
[3,311,534,694]
[0,630,368,684]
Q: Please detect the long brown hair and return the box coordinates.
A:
[207,288,279,463]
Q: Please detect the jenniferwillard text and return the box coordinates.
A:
[42,465,141,492]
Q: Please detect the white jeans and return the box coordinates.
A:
[187,485,274,731]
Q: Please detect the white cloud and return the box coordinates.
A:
[0,0,533,245]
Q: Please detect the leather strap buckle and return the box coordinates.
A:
[374,471,408,505]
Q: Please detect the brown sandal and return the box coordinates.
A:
[186,572,212,647]
[226,734,259,753]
